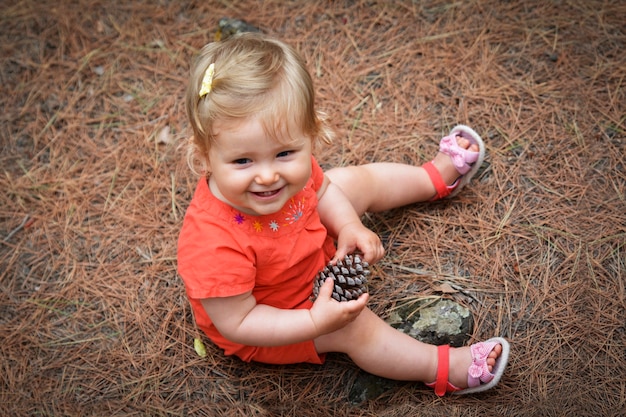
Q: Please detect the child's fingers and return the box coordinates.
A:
[351,292,369,309]
[330,245,354,264]
[343,293,369,320]
[318,277,335,299]
[358,241,385,264]
[333,241,383,265]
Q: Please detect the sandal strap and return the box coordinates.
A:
[467,341,497,387]
[433,345,451,396]
[423,161,458,201]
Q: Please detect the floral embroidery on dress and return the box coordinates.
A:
[231,197,306,233]
[284,198,305,224]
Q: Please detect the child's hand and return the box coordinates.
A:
[309,278,369,336]
[333,221,384,264]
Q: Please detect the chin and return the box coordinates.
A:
[250,204,284,217]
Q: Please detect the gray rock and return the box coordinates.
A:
[386,298,473,347]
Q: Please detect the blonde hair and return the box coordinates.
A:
[185,32,333,174]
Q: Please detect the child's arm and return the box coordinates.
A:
[316,176,385,264]
[201,277,367,346]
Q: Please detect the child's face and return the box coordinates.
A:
[207,116,313,216]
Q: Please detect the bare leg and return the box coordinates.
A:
[314,307,501,386]
[320,136,501,386]
[325,136,478,216]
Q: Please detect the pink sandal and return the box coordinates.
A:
[422,125,486,200]
[426,337,510,396]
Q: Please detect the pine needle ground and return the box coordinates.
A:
[1,1,624,416]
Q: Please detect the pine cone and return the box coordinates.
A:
[312,255,370,302]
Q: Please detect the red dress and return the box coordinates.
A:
[177,157,335,364]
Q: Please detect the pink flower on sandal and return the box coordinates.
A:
[439,134,480,175]
[467,341,498,387]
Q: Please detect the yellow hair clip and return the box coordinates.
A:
[199,63,215,98]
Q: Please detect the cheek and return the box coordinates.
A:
[302,154,313,177]
[214,171,247,194]
[295,160,312,186]
[303,163,312,181]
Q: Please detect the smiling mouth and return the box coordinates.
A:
[251,188,282,198]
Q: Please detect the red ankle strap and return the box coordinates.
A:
[423,161,452,201]
[434,344,450,396]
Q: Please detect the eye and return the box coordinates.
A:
[276,150,293,158]
[233,158,251,165]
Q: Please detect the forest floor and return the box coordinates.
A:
[1,1,624,416]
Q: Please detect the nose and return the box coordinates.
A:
[254,164,279,185]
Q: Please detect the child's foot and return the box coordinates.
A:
[448,343,503,388]
[422,125,486,200]
[426,337,510,396]
[430,135,480,188]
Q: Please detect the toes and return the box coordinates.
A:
[454,135,480,153]
[486,343,502,372]
[455,136,470,149]
[488,343,502,359]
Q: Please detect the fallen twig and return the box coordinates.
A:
[3,215,31,242]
